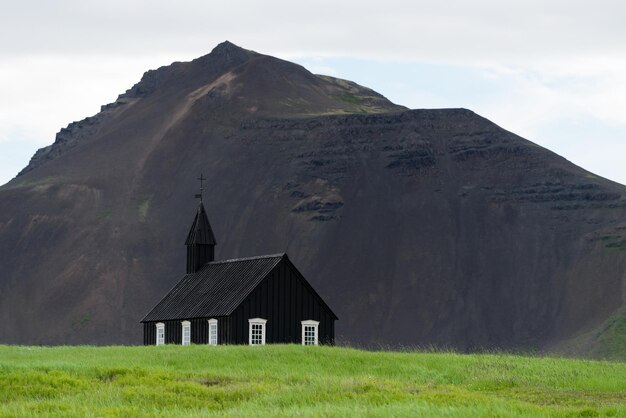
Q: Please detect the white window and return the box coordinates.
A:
[181,320,191,346]
[248,318,267,345]
[208,319,218,345]
[156,322,165,346]
[301,320,319,346]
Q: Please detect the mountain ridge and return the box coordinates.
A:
[16,41,405,177]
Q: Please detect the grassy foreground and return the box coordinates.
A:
[0,345,625,417]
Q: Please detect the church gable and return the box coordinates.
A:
[228,257,337,344]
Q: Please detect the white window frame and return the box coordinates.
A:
[156,322,165,346]
[208,319,218,345]
[248,318,267,346]
[301,320,319,346]
[181,320,191,346]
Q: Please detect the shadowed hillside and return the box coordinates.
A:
[1,41,625,356]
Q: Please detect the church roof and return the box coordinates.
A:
[185,202,216,245]
[141,253,285,322]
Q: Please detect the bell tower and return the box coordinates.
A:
[185,175,217,273]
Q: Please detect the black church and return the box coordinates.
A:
[141,187,337,346]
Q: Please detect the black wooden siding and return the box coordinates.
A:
[227,258,335,345]
[186,244,214,274]
[143,257,336,345]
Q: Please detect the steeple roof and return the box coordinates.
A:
[185,202,217,245]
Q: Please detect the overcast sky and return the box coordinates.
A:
[1,0,625,185]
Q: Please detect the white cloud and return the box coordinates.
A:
[474,64,626,136]
[3,1,626,63]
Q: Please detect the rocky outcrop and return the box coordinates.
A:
[17,98,134,176]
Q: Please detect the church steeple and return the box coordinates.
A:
[185,175,217,273]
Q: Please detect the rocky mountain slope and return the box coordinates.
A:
[1,42,625,355]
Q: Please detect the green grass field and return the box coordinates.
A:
[0,345,624,417]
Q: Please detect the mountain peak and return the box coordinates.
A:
[203,40,254,64]
[19,43,405,175]
[212,40,243,53]
[115,41,403,118]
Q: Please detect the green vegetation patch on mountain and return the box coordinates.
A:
[606,240,626,251]
[0,345,624,417]
[595,315,626,358]
[556,312,626,361]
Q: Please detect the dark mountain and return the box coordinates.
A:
[1,41,625,356]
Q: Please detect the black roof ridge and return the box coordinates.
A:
[206,253,286,265]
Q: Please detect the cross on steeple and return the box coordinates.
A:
[194,174,205,202]
[187,173,217,272]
